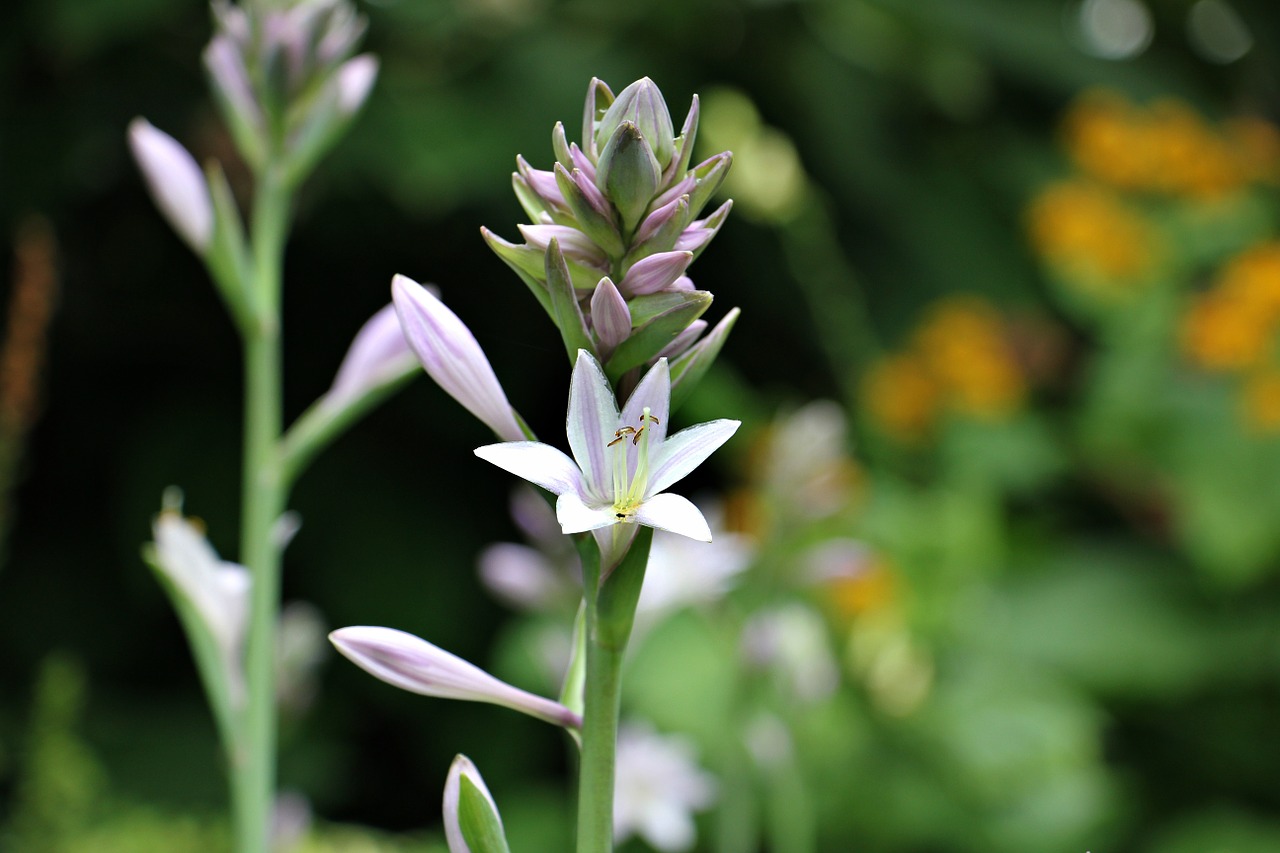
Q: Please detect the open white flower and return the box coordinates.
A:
[614,722,717,852]
[475,350,739,542]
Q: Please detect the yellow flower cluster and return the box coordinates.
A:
[1026,179,1160,289]
[1181,244,1280,433]
[862,297,1026,440]
[1062,89,1279,198]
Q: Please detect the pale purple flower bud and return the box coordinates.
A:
[335,53,378,115]
[517,155,565,208]
[391,275,525,442]
[330,626,582,728]
[569,142,597,182]
[655,319,706,360]
[619,251,693,297]
[569,165,612,219]
[203,35,263,131]
[518,224,607,267]
[323,302,417,411]
[128,119,214,253]
[675,201,732,254]
[669,276,696,292]
[635,194,688,246]
[652,175,697,210]
[443,756,504,853]
[591,278,631,357]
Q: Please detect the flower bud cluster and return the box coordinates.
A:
[206,0,377,178]
[484,77,737,384]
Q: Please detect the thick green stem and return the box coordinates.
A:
[575,527,652,853]
[231,165,289,853]
[576,602,625,853]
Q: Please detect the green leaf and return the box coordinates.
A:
[606,291,713,380]
[545,240,595,363]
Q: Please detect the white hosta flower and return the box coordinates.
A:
[740,604,839,703]
[475,350,739,542]
[614,722,717,852]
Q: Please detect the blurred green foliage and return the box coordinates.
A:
[3,0,1280,851]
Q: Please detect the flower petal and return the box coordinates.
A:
[621,358,671,447]
[566,350,618,501]
[474,442,582,496]
[634,493,712,542]
[557,491,620,534]
[648,419,740,496]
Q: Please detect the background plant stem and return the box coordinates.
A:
[232,166,289,853]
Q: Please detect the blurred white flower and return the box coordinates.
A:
[614,722,717,852]
[636,503,752,629]
[741,604,839,703]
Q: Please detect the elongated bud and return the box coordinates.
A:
[591,278,632,358]
[323,302,417,411]
[443,755,510,853]
[329,626,582,729]
[582,77,615,161]
[336,53,378,115]
[518,223,608,268]
[596,77,675,171]
[620,251,693,297]
[128,119,214,253]
[391,275,526,441]
[656,318,707,360]
[203,36,265,167]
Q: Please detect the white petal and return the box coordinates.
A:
[324,303,416,410]
[633,493,712,541]
[648,419,740,496]
[566,350,618,499]
[620,358,670,447]
[474,442,582,496]
[444,755,502,853]
[128,119,213,252]
[557,491,621,534]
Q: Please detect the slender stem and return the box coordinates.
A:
[576,597,625,853]
[575,527,652,853]
[231,164,290,853]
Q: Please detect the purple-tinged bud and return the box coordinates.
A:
[671,307,740,411]
[582,77,615,162]
[564,164,611,220]
[128,119,214,254]
[323,302,417,411]
[330,626,582,729]
[652,175,697,211]
[591,278,632,358]
[518,224,608,268]
[596,77,675,171]
[569,143,597,183]
[203,35,265,166]
[670,276,696,292]
[685,151,733,220]
[552,121,572,170]
[634,194,690,248]
[443,755,506,853]
[335,53,378,116]
[517,155,565,209]
[656,319,707,360]
[596,121,662,235]
[620,251,693,297]
[391,275,526,442]
[675,200,733,258]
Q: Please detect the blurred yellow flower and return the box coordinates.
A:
[914,298,1027,418]
[862,297,1028,439]
[1241,370,1280,433]
[1027,179,1159,287]
[862,353,940,440]
[1061,89,1274,199]
[1181,243,1280,372]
